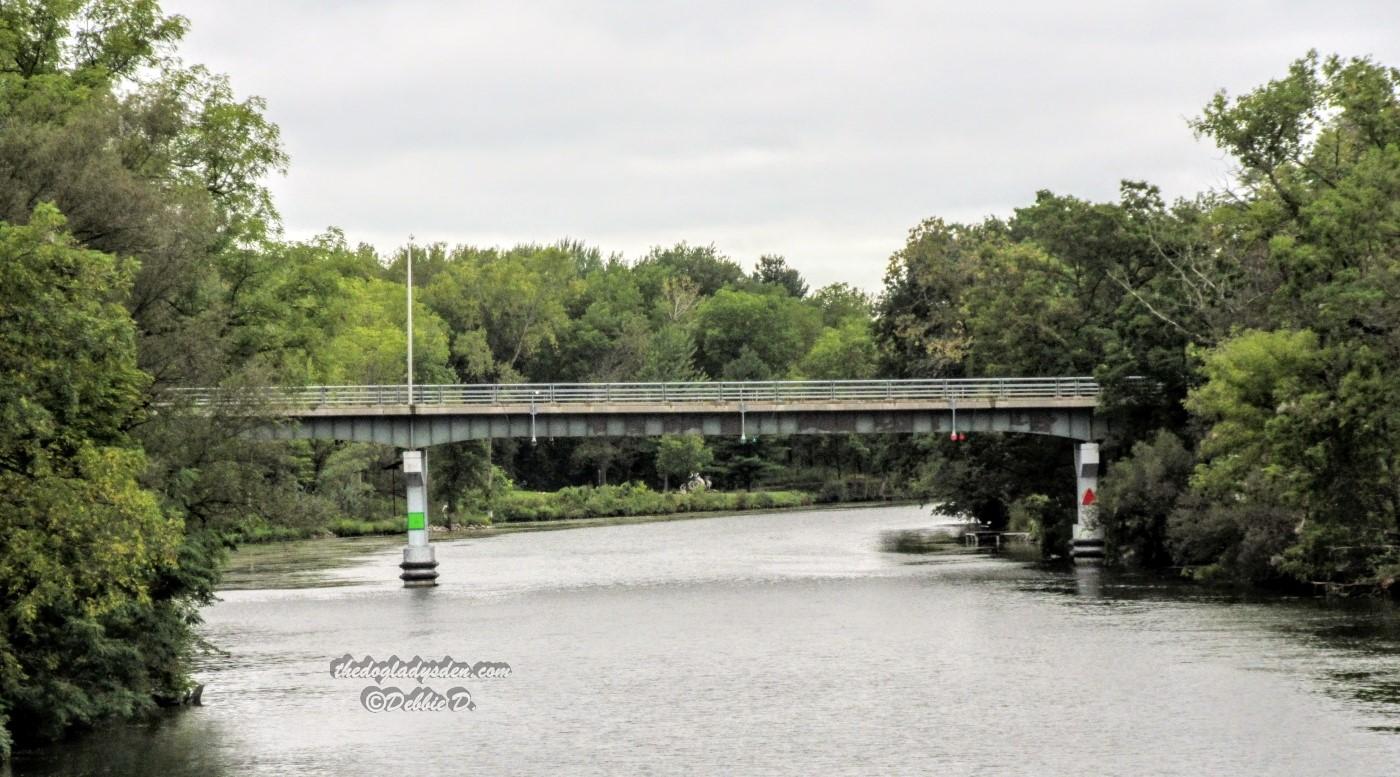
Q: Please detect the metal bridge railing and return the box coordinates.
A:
[163,377,1100,409]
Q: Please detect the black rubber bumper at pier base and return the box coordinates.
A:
[1071,538,1105,563]
[399,560,440,586]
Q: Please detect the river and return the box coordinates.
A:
[16,504,1400,776]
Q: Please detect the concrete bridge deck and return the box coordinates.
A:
[170,377,1108,444]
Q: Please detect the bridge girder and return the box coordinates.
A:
[253,407,1106,446]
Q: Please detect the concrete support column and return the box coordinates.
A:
[398,450,439,587]
[1071,442,1104,564]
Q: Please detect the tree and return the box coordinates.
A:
[0,2,328,753]
[1178,54,1400,583]
[632,243,746,300]
[0,205,196,755]
[1099,431,1194,568]
[810,283,872,327]
[796,319,878,379]
[653,275,701,324]
[752,254,809,298]
[572,439,621,486]
[655,434,713,491]
[422,244,580,381]
[315,276,453,385]
[0,0,186,82]
[712,438,784,491]
[720,345,775,381]
[693,288,821,378]
[874,218,990,378]
[638,324,703,382]
[550,261,649,381]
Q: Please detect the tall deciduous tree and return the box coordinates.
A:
[0,205,195,755]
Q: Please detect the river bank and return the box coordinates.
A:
[228,484,912,544]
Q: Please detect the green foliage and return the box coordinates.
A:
[719,345,775,380]
[0,205,147,456]
[1007,494,1061,555]
[655,434,713,490]
[633,242,746,300]
[14,16,1400,756]
[905,434,1072,530]
[571,438,622,486]
[1167,493,1300,584]
[810,282,873,327]
[874,218,986,378]
[421,243,582,381]
[711,438,786,490]
[1186,330,1323,502]
[459,464,514,518]
[638,324,703,381]
[315,276,453,385]
[326,518,403,538]
[694,288,821,377]
[751,254,809,298]
[489,483,813,522]
[1099,431,1194,568]
[870,52,1400,589]
[552,261,649,381]
[0,204,206,753]
[0,0,187,83]
[797,318,878,379]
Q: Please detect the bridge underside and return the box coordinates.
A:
[254,405,1105,446]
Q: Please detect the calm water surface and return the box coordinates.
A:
[18,505,1400,776]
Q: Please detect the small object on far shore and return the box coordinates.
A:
[880,520,979,553]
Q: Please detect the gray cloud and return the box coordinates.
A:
[167,0,1400,289]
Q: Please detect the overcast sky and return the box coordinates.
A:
[166,0,1400,291]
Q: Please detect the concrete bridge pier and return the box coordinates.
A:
[1071,442,1104,564]
[398,450,439,587]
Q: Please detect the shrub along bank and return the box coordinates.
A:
[224,484,821,541]
[487,484,815,523]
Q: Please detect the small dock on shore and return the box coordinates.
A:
[963,531,1033,550]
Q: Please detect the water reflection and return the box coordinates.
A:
[13,712,234,777]
[1025,563,1400,735]
[1073,565,1103,598]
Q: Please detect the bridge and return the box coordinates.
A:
[172,376,1107,445]
[174,377,1108,583]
